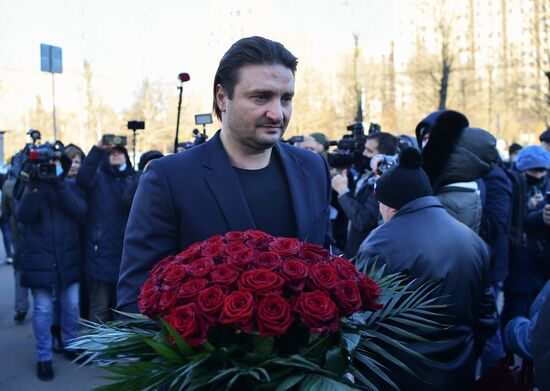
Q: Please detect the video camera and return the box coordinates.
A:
[327,122,381,170]
[177,129,208,151]
[16,129,66,182]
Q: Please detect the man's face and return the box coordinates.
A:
[109,149,125,166]
[525,168,547,180]
[67,156,82,178]
[363,139,380,158]
[216,64,295,151]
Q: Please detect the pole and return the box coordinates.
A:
[51,72,57,141]
[174,83,183,153]
[132,129,137,169]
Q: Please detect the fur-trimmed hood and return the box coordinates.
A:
[417,110,498,189]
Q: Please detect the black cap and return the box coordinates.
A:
[509,143,522,155]
[375,148,433,209]
[138,150,163,171]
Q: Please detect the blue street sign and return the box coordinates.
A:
[40,43,62,73]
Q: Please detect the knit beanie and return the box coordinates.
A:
[138,150,163,171]
[375,148,433,209]
[515,145,550,171]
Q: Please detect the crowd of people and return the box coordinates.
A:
[1,35,549,389]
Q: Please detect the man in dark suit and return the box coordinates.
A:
[117,36,332,313]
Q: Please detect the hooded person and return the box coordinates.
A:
[15,150,87,380]
[76,140,136,323]
[357,148,496,391]
[415,110,499,232]
[503,145,550,325]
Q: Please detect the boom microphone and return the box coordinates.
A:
[178,73,190,82]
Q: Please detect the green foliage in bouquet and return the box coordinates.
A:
[70,232,447,390]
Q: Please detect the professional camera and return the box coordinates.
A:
[177,129,208,151]
[19,141,66,182]
[327,123,381,170]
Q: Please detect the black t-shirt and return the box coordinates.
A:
[233,152,297,238]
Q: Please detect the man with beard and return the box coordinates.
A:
[117,36,332,313]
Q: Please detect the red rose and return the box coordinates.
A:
[256,296,293,336]
[331,257,360,281]
[227,247,255,271]
[281,258,309,292]
[138,278,161,318]
[238,269,285,296]
[225,231,246,241]
[210,264,240,286]
[294,290,339,333]
[225,241,249,254]
[358,274,383,311]
[310,263,339,291]
[245,230,274,249]
[159,288,179,315]
[149,256,174,278]
[202,235,224,246]
[175,243,202,264]
[162,264,187,288]
[302,243,329,263]
[254,251,282,270]
[268,237,302,256]
[186,257,215,278]
[197,285,225,323]
[166,303,207,346]
[333,280,362,317]
[219,290,255,333]
[177,278,209,303]
[201,242,226,259]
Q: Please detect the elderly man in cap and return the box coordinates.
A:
[357,148,496,391]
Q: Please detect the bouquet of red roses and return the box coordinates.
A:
[138,230,382,346]
[72,232,445,391]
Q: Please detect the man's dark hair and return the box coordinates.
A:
[212,36,298,121]
[367,132,398,155]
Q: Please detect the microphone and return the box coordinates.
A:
[178,73,190,82]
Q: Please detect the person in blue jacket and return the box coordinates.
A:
[16,153,87,381]
[76,140,135,323]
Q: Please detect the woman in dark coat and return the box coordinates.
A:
[16,156,87,381]
[76,140,135,323]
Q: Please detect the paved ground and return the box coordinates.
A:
[0,264,110,390]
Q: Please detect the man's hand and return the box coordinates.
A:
[543,204,550,226]
[331,169,349,195]
[528,193,544,210]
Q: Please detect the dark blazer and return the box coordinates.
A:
[357,196,495,391]
[16,180,87,288]
[117,132,332,312]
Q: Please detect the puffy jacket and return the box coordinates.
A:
[76,146,135,283]
[357,196,496,391]
[16,179,86,288]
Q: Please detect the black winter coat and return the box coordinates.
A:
[337,174,379,258]
[480,166,513,284]
[16,179,86,288]
[357,196,496,391]
[77,146,135,283]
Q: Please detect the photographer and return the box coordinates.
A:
[331,132,398,258]
[15,151,86,381]
[77,138,135,323]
